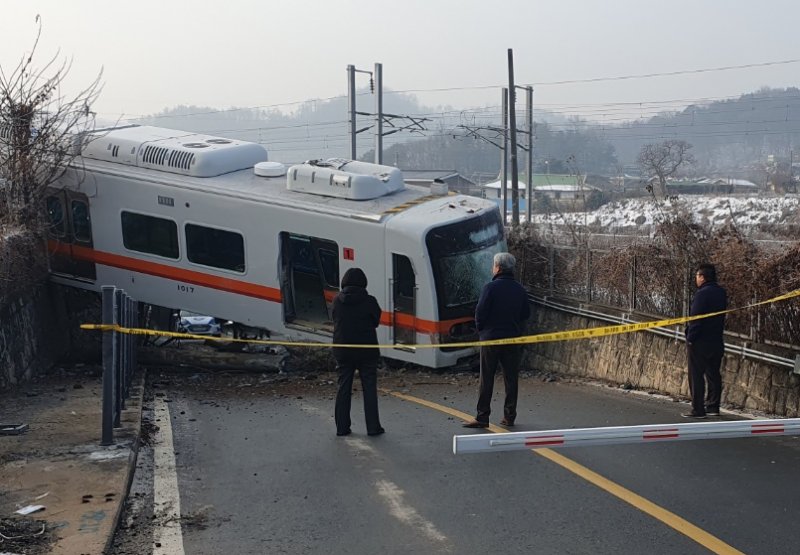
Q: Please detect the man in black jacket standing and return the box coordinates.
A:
[683,263,728,419]
[463,252,530,428]
[332,267,385,437]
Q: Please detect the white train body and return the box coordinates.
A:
[46,126,507,368]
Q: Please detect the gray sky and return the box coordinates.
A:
[2,0,799,122]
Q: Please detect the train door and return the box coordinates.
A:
[391,253,417,347]
[279,232,339,332]
[45,189,96,281]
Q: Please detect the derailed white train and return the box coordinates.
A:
[46,125,507,368]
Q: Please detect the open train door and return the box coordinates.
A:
[391,253,417,348]
[44,189,96,281]
[279,232,338,332]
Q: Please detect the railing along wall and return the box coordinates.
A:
[517,243,799,353]
[101,285,139,446]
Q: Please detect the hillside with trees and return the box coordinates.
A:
[608,87,800,172]
[133,87,800,183]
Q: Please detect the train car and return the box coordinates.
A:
[45,125,506,368]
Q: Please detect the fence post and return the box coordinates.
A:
[132,301,139,377]
[122,294,130,401]
[548,246,555,294]
[630,254,637,312]
[101,286,116,446]
[114,288,124,425]
[586,249,593,303]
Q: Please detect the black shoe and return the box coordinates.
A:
[462,420,489,429]
[500,418,515,427]
[681,412,707,419]
[367,427,385,436]
[336,429,352,436]
[705,407,720,416]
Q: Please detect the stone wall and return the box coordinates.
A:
[526,303,800,417]
[0,284,101,390]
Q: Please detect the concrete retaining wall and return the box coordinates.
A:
[0,284,101,390]
[527,304,800,417]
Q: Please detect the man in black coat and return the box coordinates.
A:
[463,252,530,428]
[683,263,728,418]
[332,267,385,437]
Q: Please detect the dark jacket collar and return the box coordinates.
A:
[492,271,515,281]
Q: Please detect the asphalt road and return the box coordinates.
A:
[113,368,800,554]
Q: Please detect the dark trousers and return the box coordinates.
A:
[687,342,724,415]
[335,359,382,434]
[476,344,522,423]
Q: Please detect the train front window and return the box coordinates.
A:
[425,210,506,311]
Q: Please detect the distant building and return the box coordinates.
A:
[658,177,759,195]
[401,169,479,196]
[481,174,600,210]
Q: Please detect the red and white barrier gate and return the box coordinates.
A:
[453,418,800,455]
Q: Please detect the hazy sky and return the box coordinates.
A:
[2,0,799,123]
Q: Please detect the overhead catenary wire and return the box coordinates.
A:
[94,57,800,124]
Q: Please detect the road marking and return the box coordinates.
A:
[304,398,452,550]
[153,397,186,555]
[344,436,379,455]
[387,389,745,555]
[375,479,451,549]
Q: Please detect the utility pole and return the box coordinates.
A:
[348,62,428,164]
[375,62,383,164]
[501,88,508,225]
[348,65,357,160]
[507,49,520,226]
[526,85,533,222]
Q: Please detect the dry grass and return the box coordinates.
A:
[509,213,800,346]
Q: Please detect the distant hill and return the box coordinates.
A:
[131,87,800,179]
[132,92,568,166]
[608,87,800,170]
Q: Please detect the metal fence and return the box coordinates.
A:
[101,286,139,446]
[515,243,799,348]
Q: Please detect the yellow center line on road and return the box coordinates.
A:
[385,389,745,555]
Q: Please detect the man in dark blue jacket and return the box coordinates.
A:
[463,252,530,428]
[683,263,728,418]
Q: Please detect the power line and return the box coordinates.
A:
[93,58,800,123]
[531,58,800,86]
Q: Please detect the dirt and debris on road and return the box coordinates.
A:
[0,517,54,555]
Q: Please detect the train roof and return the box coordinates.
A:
[78,124,497,226]
[81,151,497,225]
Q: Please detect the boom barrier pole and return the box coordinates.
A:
[453,419,800,455]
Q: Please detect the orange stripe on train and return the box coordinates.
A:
[49,240,474,338]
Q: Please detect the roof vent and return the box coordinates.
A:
[81,126,268,177]
[254,161,287,178]
[286,159,405,200]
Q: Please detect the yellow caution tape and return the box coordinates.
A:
[80,288,800,349]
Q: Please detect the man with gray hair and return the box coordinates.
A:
[463,252,530,428]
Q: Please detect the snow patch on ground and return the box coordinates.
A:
[530,195,800,229]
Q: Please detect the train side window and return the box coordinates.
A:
[71,200,92,243]
[46,195,66,236]
[121,211,179,259]
[185,223,245,273]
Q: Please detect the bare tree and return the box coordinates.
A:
[636,139,695,201]
[0,16,102,230]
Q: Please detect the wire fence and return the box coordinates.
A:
[509,227,800,348]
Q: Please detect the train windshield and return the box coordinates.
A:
[425,210,506,313]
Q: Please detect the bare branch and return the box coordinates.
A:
[0,19,102,231]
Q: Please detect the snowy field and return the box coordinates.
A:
[529,195,800,230]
